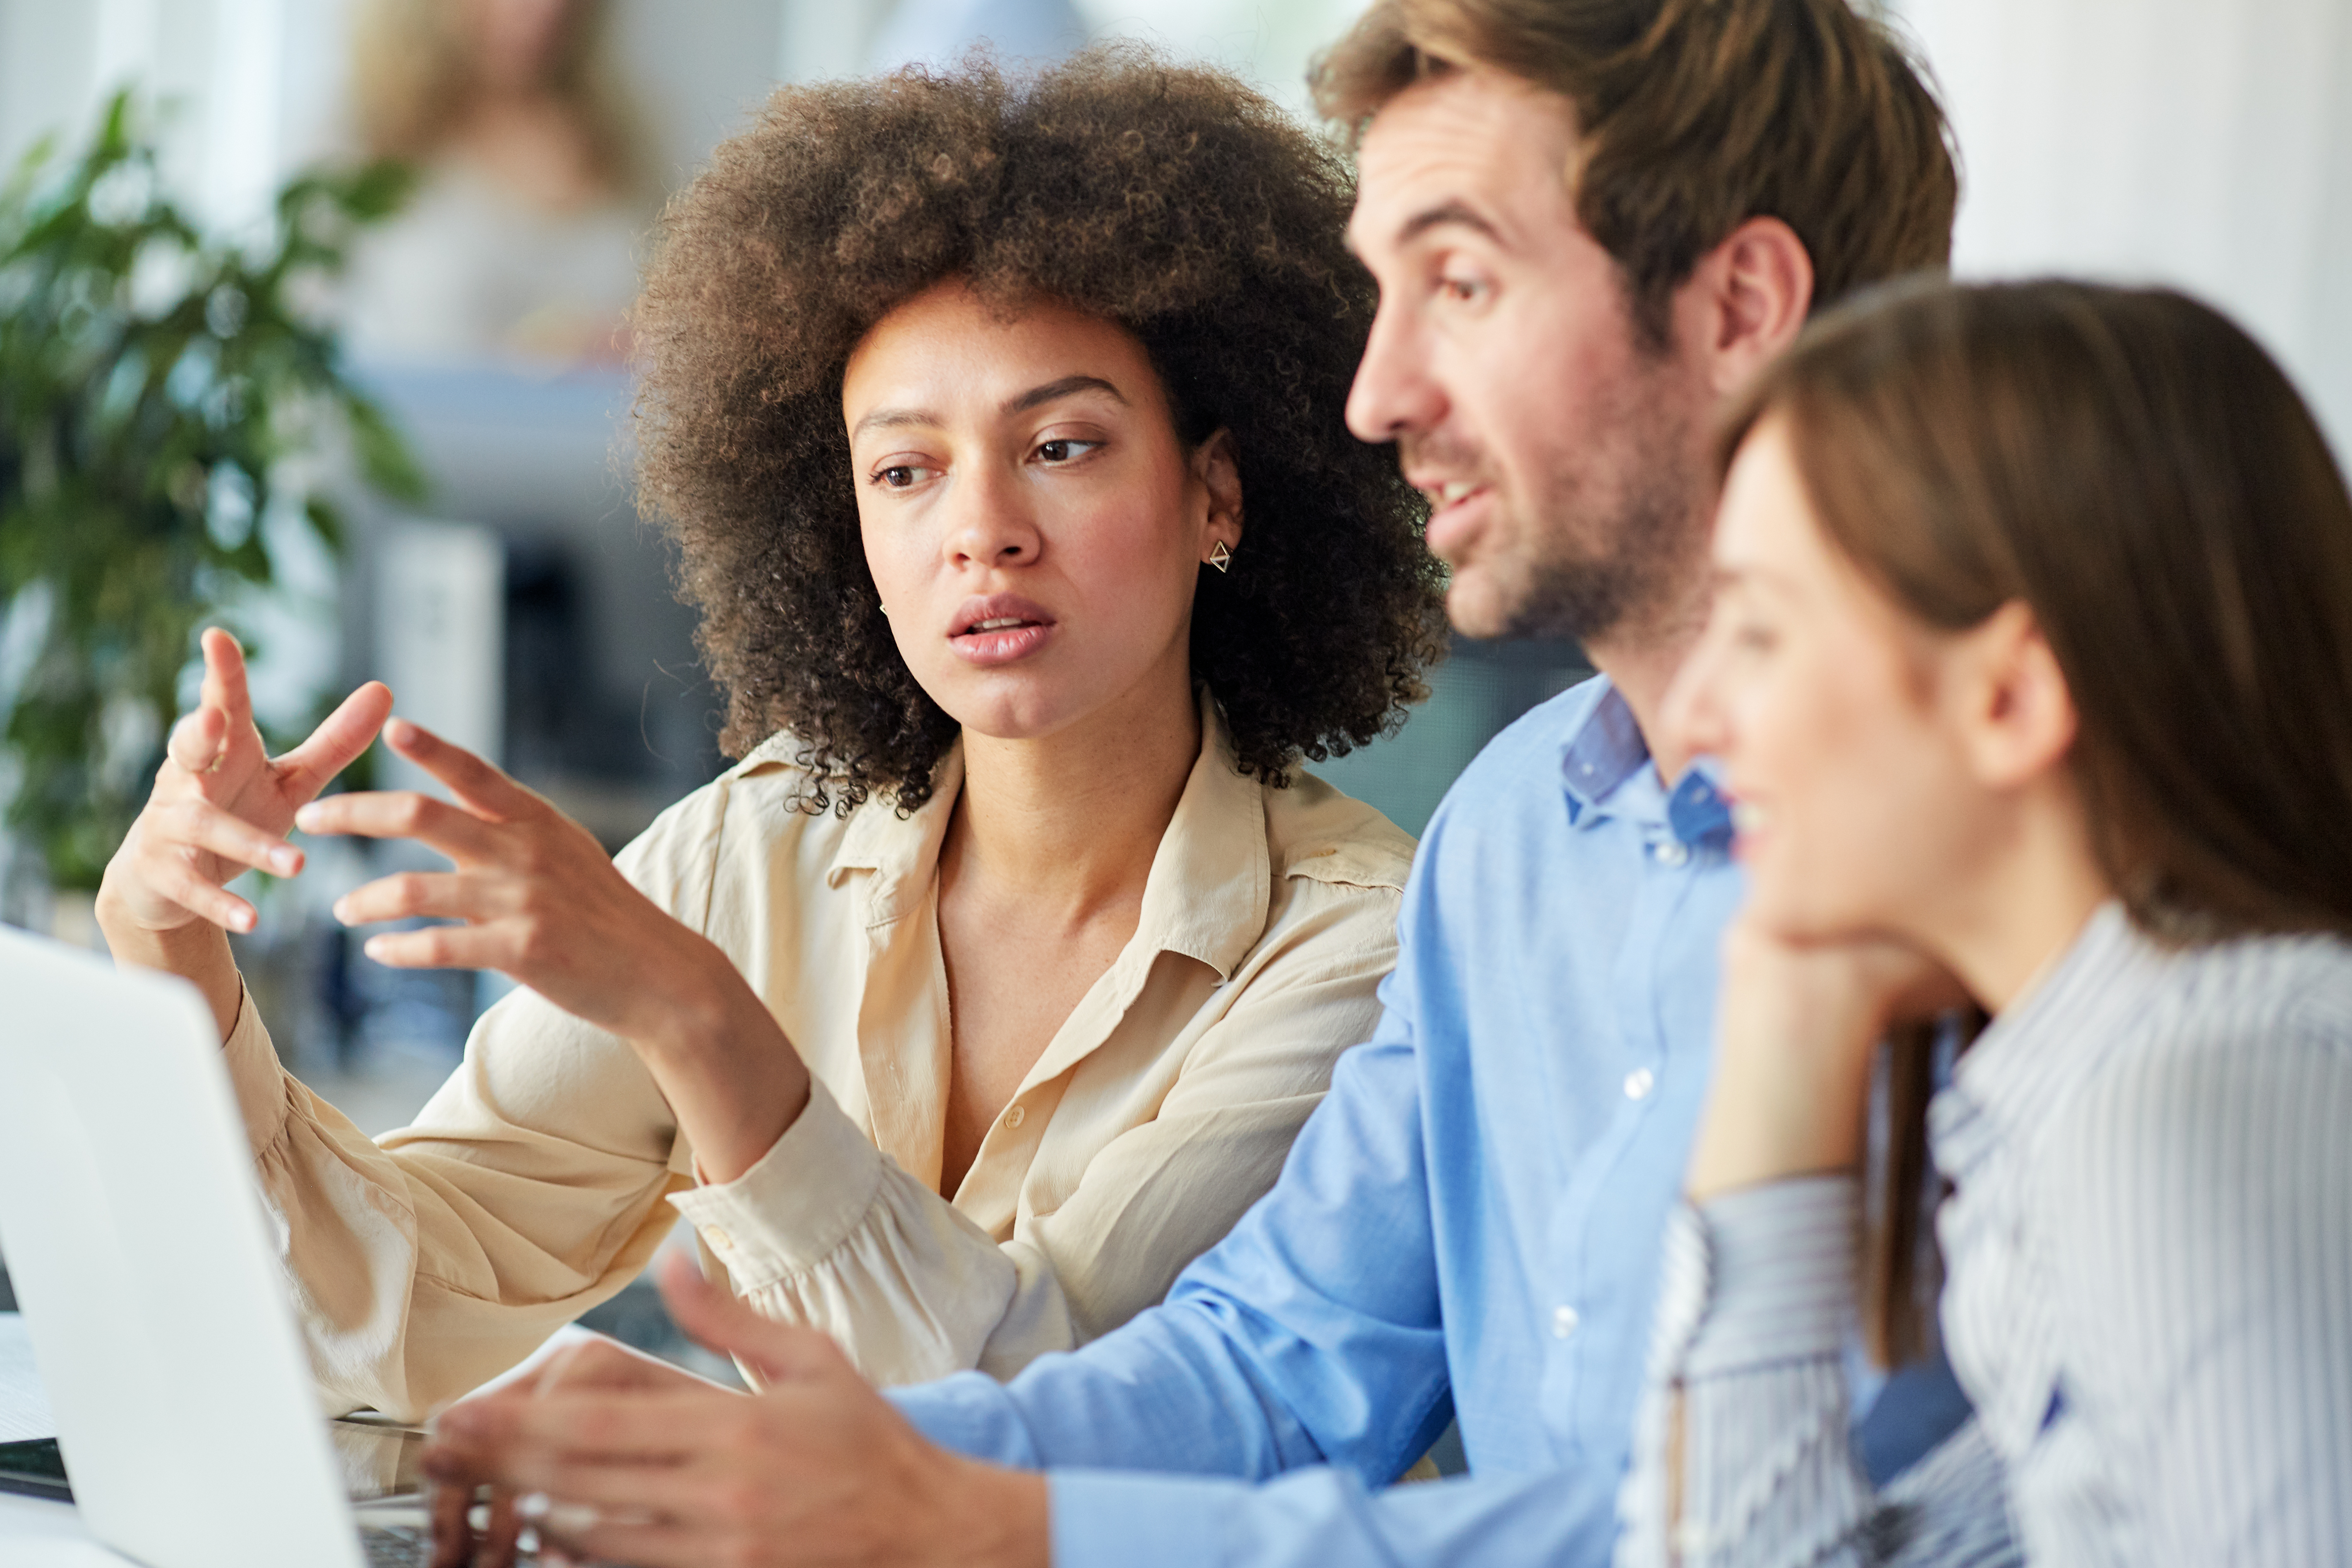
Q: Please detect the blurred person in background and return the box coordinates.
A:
[1619,280,2352,1566]
[342,0,650,365]
[96,46,1444,1436]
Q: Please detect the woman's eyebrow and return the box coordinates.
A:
[851,375,1126,439]
[849,405,936,439]
[1003,374,1125,415]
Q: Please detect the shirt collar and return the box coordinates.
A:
[825,690,1269,980]
[1558,679,1734,848]
[1929,901,2151,1183]
[1560,681,1649,817]
[1134,694,1271,981]
[822,738,959,922]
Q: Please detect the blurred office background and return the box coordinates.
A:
[0,0,1583,1110]
[2,0,2350,1327]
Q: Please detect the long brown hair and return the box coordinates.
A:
[1724,279,2352,1359]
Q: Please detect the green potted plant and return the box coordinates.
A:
[0,91,425,906]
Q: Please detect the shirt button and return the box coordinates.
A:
[1002,1104,1026,1129]
[702,1225,734,1251]
[1552,1305,1580,1339]
[1623,1067,1655,1101]
[1654,840,1690,868]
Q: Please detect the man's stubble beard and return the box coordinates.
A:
[1446,355,1709,647]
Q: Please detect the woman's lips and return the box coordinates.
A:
[949,619,1056,666]
[946,594,1058,666]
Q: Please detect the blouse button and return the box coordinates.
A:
[1002,1104,1026,1130]
[1552,1305,1580,1339]
[1623,1067,1655,1101]
[702,1225,734,1251]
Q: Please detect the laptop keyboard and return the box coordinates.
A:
[364,1521,537,1566]
[362,1524,431,1567]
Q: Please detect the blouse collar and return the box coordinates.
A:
[822,689,1271,981]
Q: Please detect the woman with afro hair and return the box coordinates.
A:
[98,44,1448,1417]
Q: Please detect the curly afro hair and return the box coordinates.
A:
[633,44,1448,815]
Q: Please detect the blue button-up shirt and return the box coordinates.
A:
[892,676,1743,1564]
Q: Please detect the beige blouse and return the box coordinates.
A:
[220,698,1413,1420]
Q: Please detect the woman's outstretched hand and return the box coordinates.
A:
[294,717,810,1180]
[96,628,392,1036]
[1685,916,1971,1203]
[421,1252,1050,1568]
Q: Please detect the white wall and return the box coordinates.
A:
[1894,0,2352,463]
[1075,0,1369,118]
[0,0,1367,215]
[16,0,2347,456]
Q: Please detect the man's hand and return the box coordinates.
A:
[293,717,810,1179]
[421,1253,1050,1568]
[427,1326,729,1568]
[96,627,391,1036]
[1685,916,1971,1202]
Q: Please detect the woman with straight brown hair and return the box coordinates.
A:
[1616,279,2352,1564]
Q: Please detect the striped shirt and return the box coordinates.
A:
[1616,902,2352,1566]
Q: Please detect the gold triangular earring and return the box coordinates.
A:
[1208,541,1233,574]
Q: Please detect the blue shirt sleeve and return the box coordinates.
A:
[1048,1465,1589,1566]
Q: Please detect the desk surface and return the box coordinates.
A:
[0,1310,593,1564]
[0,1489,124,1567]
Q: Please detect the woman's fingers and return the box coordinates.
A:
[196,627,256,735]
[149,858,260,934]
[161,798,304,880]
[385,717,539,822]
[165,704,230,776]
[296,790,496,861]
[276,681,394,804]
[333,869,503,928]
[110,798,297,933]
[357,921,507,971]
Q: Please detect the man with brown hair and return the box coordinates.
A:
[424,4,1963,1564]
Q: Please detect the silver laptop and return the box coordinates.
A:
[0,924,442,1567]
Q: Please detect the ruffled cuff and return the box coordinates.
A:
[667,1078,885,1291]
